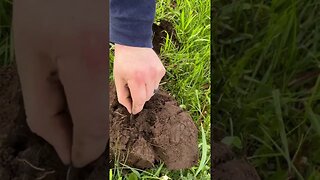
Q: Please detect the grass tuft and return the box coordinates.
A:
[215,0,320,179]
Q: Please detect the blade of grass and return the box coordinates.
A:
[272,89,291,171]
[195,124,208,176]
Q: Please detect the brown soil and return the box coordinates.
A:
[152,20,181,54]
[212,140,261,180]
[109,84,199,170]
[212,120,260,179]
[0,65,107,180]
[0,64,261,179]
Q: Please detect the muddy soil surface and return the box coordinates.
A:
[0,65,107,180]
[0,63,260,179]
[109,84,199,170]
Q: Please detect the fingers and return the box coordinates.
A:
[58,47,108,167]
[115,77,132,113]
[128,79,147,114]
[63,78,108,168]
[113,47,166,114]
[127,65,166,113]
[26,113,72,165]
[71,124,107,168]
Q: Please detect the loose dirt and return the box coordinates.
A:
[109,84,199,170]
[152,20,181,54]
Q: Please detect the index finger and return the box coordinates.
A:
[127,80,147,114]
[115,78,133,113]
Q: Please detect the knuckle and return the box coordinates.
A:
[161,66,166,73]
[149,67,157,79]
[156,65,165,75]
[133,70,145,81]
[161,67,166,76]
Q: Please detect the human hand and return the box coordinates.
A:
[113,44,166,114]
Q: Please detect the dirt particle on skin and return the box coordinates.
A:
[109,83,199,170]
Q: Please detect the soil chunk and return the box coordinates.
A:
[212,142,260,180]
[109,84,199,170]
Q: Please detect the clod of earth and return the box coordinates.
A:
[212,141,260,180]
[212,124,260,180]
[109,83,199,170]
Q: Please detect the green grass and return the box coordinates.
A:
[215,0,320,179]
[0,0,13,65]
[0,0,210,179]
[109,0,211,179]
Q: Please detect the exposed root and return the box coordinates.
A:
[17,158,46,171]
[37,170,55,180]
[17,158,56,180]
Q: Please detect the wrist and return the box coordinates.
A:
[115,43,130,50]
[115,43,151,51]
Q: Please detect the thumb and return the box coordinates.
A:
[115,78,132,113]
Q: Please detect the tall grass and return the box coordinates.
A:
[215,0,320,179]
[0,0,13,65]
[110,0,211,179]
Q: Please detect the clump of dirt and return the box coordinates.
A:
[109,84,199,170]
[212,121,260,179]
[0,64,107,180]
[212,140,260,180]
[152,20,181,54]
